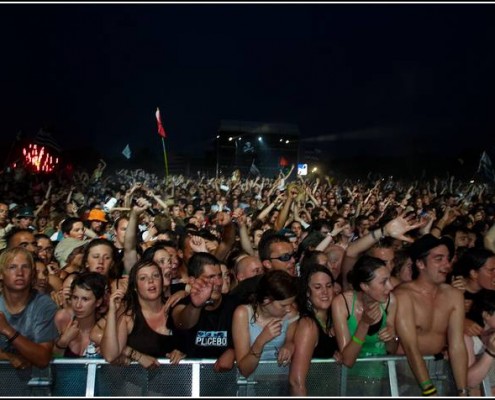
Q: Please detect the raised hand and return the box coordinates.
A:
[383,215,423,243]
[189,277,214,307]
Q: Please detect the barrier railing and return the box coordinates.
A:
[1,355,492,397]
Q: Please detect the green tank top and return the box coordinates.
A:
[346,291,388,357]
[345,291,389,381]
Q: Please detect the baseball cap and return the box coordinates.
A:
[16,206,35,219]
[87,209,108,222]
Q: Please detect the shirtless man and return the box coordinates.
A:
[394,234,468,396]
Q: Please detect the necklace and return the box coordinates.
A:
[315,314,329,334]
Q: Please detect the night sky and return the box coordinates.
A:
[2,3,495,163]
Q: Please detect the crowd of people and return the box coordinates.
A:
[1,159,495,396]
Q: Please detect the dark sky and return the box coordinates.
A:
[2,3,495,161]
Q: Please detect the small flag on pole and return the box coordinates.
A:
[249,160,261,177]
[122,144,131,159]
[156,107,167,138]
[478,151,495,182]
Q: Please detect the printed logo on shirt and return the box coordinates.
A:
[195,330,227,347]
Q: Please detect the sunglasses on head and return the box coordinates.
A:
[269,252,296,262]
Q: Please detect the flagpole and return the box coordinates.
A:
[162,137,169,180]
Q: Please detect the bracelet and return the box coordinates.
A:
[422,385,437,396]
[457,387,470,396]
[352,335,365,345]
[486,348,495,358]
[7,330,20,344]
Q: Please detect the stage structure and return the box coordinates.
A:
[216,120,300,178]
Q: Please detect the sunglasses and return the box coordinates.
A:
[269,252,296,262]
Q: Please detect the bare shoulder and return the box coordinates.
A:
[439,283,463,301]
[392,281,414,297]
[233,304,249,320]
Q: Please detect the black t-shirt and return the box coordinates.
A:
[170,294,240,359]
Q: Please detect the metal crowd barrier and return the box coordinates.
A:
[0,355,492,397]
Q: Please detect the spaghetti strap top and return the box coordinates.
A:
[345,291,387,357]
[246,305,298,361]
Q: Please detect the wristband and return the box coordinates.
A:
[420,379,432,390]
[7,330,20,344]
[352,335,365,345]
[422,385,437,396]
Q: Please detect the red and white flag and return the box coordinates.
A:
[155,107,167,138]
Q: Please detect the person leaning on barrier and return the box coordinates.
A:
[463,289,495,392]
[0,247,58,369]
[331,255,399,396]
[394,234,469,396]
[99,259,185,368]
[170,252,239,372]
[289,264,339,396]
[232,269,299,378]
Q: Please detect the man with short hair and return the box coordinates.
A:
[234,255,264,283]
[170,252,239,396]
[394,234,468,396]
[0,247,58,369]
[6,228,38,256]
[15,207,35,231]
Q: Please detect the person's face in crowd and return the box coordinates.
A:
[50,193,59,204]
[308,271,334,312]
[290,222,303,238]
[220,264,231,294]
[369,247,395,272]
[398,257,413,283]
[33,193,42,205]
[33,260,49,293]
[418,244,452,284]
[252,229,263,249]
[326,250,344,280]
[269,210,279,225]
[236,257,263,282]
[299,212,310,223]
[198,263,223,303]
[71,285,102,319]
[1,252,34,292]
[415,198,423,209]
[454,231,469,248]
[172,206,181,218]
[186,204,194,215]
[114,218,128,247]
[153,249,172,286]
[262,295,295,319]
[37,216,48,229]
[467,232,477,249]
[90,220,104,234]
[136,265,163,301]
[164,246,181,279]
[205,238,219,253]
[37,237,54,264]
[357,218,370,236]
[18,216,34,229]
[266,241,296,276]
[472,256,495,291]
[188,216,200,229]
[0,203,8,225]
[68,221,86,240]
[474,211,485,222]
[9,231,38,255]
[360,266,393,303]
[86,244,113,277]
[378,201,386,213]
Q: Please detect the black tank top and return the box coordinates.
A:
[126,305,178,358]
[312,319,338,358]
